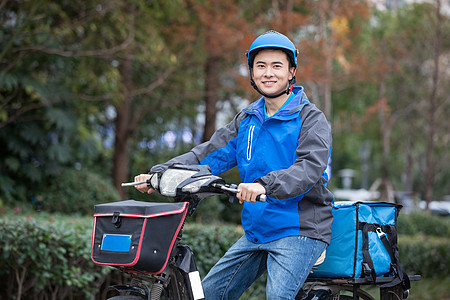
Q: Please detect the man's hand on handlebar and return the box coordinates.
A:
[237,183,266,204]
[134,174,155,194]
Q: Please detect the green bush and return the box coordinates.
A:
[0,216,118,300]
[182,223,266,299]
[396,211,450,278]
[0,209,448,300]
[398,234,449,278]
[182,223,244,277]
[0,213,252,300]
[397,211,450,237]
[39,168,120,215]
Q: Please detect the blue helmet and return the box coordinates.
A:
[246,30,298,68]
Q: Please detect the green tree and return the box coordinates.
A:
[65,0,206,197]
[366,2,449,202]
[0,0,205,202]
[0,0,107,203]
[329,1,449,202]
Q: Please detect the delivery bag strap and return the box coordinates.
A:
[360,223,410,290]
[376,226,411,290]
[360,223,377,282]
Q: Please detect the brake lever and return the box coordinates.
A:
[121,180,151,187]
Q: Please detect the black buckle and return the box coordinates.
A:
[112,212,121,228]
[362,263,374,281]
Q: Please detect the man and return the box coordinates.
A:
[134,30,334,299]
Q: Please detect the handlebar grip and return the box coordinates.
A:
[210,183,266,202]
[256,194,266,202]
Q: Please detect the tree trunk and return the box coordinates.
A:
[274,0,293,33]
[403,136,413,194]
[378,81,395,203]
[113,58,133,199]
[318,2,333,119]
[202,55,220,142]
[424,0,441,211]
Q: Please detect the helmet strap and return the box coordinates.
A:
[249,69,296,99]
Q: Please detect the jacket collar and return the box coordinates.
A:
[243,86,310,121]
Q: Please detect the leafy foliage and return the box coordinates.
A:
[397,211,450,277]
[0,101,106,205]
[326,2,450,199]
[183,223,244,277]
[397,211,450,238]
[0,0,110,204]
[0,215,118,300]
[398,235,449,278]
[39,168,120,215]
[1,0,449,215]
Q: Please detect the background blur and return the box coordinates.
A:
[1,1,449,299]
[1,0,448,213]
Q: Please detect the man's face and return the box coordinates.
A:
[252,49,295,98]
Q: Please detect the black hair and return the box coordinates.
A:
[248,47,296,70]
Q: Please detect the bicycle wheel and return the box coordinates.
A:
[338,286,375,300]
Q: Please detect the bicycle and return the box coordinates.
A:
[92,164,265,300]
[91,164,419,300]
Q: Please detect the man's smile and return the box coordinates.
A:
[262,80,277,86]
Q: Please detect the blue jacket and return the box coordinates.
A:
[151,86,334,244]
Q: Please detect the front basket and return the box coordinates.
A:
[91,200,188,274]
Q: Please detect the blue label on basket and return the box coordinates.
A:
[101,234,132,252]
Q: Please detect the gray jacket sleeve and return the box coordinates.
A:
[149,111,247,174]
[256,103,332,199]
[149,151,200,174]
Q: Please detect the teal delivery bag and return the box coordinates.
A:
[311,201,408,286]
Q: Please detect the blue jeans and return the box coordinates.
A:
[201,235,327,300]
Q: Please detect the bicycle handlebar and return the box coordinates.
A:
[120,181,266,202]
[211,183,266,202]
[121,180,148,187]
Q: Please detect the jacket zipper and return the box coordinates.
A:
[246,125,255,160]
